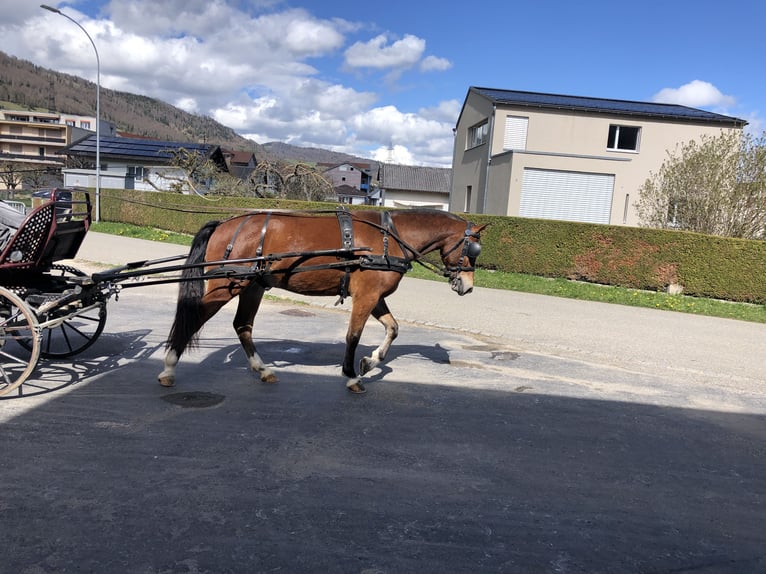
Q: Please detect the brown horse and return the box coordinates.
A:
[158,208,486,393]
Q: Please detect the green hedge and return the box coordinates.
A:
[98,189,766,304]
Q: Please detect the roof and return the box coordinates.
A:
[61,135,224,163]
[228,151,257,165]
[379,164,451,194]
[468,87,747,126]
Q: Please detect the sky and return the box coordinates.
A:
[1,0,764,167]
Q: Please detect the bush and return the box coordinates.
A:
[99,189,766,304]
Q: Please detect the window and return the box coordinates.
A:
[38,147,45,157]
[607,125,640,151]
[503,116,528,150]
[127,166,147,181]
[467,120,488,149]
[465,185,472,212]
[65,120,75,127]
[80,121,91,129]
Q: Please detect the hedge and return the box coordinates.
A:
[97,188,766,304]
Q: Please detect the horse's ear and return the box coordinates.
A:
[473,223,489,233]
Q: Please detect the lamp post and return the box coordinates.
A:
[41,4,100,222]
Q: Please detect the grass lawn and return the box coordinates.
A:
[91,222,766,324]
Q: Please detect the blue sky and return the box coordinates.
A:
[2,0,763,166]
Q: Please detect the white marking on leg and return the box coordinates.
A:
[248,351,277,383]
[158,349,178,386]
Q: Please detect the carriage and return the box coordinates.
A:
[1,189,484,398]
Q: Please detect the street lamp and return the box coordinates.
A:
[41,4,100,222]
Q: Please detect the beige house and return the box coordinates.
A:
[451,87,746,226]
[0,109,115,170]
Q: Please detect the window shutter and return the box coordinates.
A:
[503,116,528,151]
[520,168,614,224]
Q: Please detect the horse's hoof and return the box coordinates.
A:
[261,372,278,384]
[158,376,175,387]
[347,382,366,394]
[359,358,372,376]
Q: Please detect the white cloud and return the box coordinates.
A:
[371,144,415,165]
[420,55,452,72]
[652,80,736,109]
[419,99,462,123]
[6,3,456,166]
[344,34,425,70]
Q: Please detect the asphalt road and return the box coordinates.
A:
[1,232,765,573]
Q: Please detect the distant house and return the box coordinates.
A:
[319,162,376,204]
[60,135,228,193]
[224,150,258,181]
[452,86,746,225]
[378,164,451,210]
[334,184,370,205]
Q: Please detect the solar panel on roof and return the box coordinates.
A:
[471,87,744,124]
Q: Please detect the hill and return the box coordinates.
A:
[0,51,376,168]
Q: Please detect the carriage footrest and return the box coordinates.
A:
[28,286,83,315]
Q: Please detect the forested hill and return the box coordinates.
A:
[0,51,376,167]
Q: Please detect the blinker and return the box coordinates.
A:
[465,240,481,259]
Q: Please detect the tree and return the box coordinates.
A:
[0,161,23,199]
[149,147,231,195]
[281,163,333,201]
[635,130,766,239]
[249,160,284,198]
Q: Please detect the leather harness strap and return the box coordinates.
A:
[335,207,355,304]
[223,214,253,261]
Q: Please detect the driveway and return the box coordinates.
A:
[1,233,764,573]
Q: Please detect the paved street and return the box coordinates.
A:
[1,232,764,573]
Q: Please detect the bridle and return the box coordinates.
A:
[354,213,482,279]
[441,221,483,276]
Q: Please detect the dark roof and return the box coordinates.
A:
[61,135,224,162]
[380,164,451,194]
[228,151,257,165]
[469,87,747,126]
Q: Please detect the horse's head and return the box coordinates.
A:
[441,221,488,296]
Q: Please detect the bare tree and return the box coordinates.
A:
[281,163,333,201]
[0,161,23,199]
[635,130,766,239]
[250,160,284,198]
[149,147,228,195]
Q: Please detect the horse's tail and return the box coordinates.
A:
[165,220,219,353]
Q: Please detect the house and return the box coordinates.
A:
[0,108,115,182]
[378,164,451,210]
[451,87,747,225]
[60,135,228,193]
[319,162,376,204]
[335,184,369,205]
[224,150,258,181]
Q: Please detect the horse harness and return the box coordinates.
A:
[213,208,412,303]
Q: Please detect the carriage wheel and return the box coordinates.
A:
[35,301,107,358]
[18,265,108,359]
[0,287,41,397]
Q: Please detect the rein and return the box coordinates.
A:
[350,213,481,278]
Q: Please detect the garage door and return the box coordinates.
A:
[520,168,614,224]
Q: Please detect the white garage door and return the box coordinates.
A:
[520,168,614,224]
